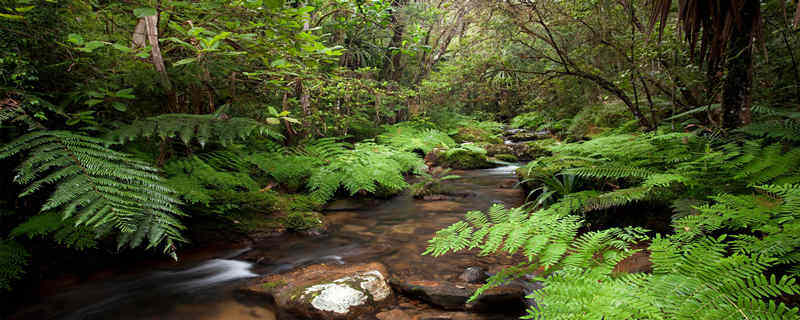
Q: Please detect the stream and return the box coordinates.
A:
[12,165,525,320]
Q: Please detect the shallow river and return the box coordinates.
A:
[14,165,524,320]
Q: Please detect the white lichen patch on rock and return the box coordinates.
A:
[300,270,391,314]
[357,271,391,301]
[303,283,367,314]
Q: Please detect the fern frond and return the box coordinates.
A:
[0,131,186,257]
[0,240,29,291]
[108,114,283,147]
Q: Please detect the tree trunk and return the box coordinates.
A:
[382,0,409,81]
[721,0,758,129]
[138,15,178,111]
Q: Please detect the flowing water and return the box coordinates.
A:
[13,165,525,320]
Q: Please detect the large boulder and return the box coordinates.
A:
[241,262,393,319]
[389,279,527,312]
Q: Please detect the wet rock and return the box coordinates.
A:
[389,279,527,312]
[417,201,463,212]
[484,144,513,157]
[458,267,488,284]
[326,199,378,211]
[410,311,512,320]
[493,153,518,163]
[376,309,413,320]
[241,262,393,320]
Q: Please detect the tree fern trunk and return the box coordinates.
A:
[721,0,758,129]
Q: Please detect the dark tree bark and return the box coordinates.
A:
[721,0,758,128]
[383,0,409,81]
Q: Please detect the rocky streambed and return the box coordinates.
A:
[13,165,533,320]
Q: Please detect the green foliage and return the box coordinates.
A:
[10,212,97,250]
[377,124,455,154]
[108,113,284,147]
[0,131,186,257]
[163,154,268,214]
[566,102,632,139]
[525,235,800,320]
[307,142,424,202]
[410,167,461,198]
[426,204,800,319]
[0,240,29,291]
[673,184,800,274]
[511,112,548,130]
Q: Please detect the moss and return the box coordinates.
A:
[281,211,325,231]
[521,139,558,160]
[484,143,513,156]
[439,146,497,169]
[262,280,287,290]
[453,127,502,144]
[494,153,519,162]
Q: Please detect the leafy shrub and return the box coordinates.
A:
[567,102,632,138]
[307,142,425,202]
[511,112,547,129]
[378,124,455,154]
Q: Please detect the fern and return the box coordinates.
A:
[0,131,186,257]
[0,240,29,291]
[306,142,424,202]
[10,212,97,250]
[377,125,455,154]
[525,236,800,320]
[107,113,283,147]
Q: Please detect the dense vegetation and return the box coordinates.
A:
[2,0,800,318]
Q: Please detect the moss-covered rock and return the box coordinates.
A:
[484,143,513,156]
[520,139,558,160]
[436,145,497,169]
[281,211,327,235]
[452,127,502,144]
[494,153,518,162]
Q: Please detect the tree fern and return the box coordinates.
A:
[0,131,186,257]
[107,113,283,147]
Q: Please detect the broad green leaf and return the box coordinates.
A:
[85,99,104,107]
[270,59,288,68]
[67,33,84,45]
[114,88,135,99]
[0,13,24,20]
[267,106,278,115]
[133,7,157,18]
[263,0,284,9]
[15,6,36,13]
[111,102,127,112]
[266,118,280,125]
[284,117,301,124]
[79,41,106,52]
[173,58,197,66]
[111,43,132,53]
